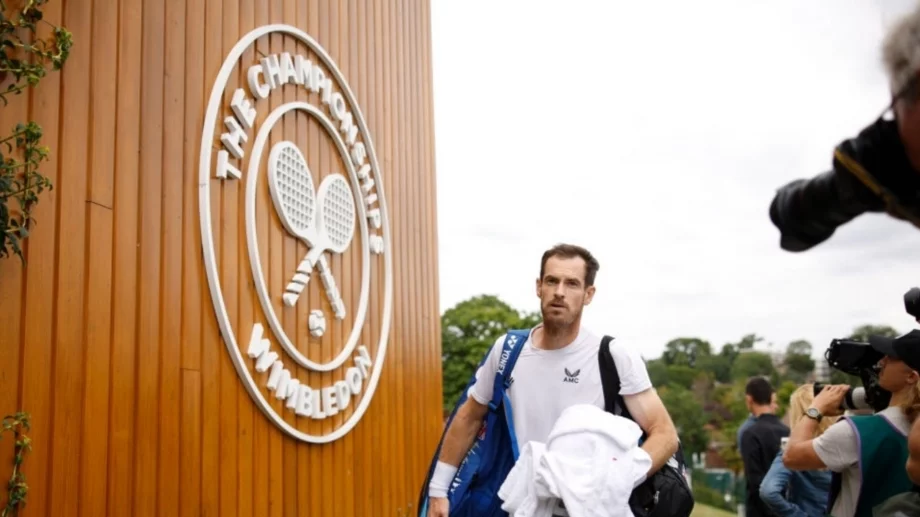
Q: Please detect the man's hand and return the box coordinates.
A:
[427,497,448,517]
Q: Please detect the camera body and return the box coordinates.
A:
[817,338,891,413]
[906,287,920,319]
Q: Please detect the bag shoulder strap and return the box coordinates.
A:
[599,335,634,421]
[489,329,529,412]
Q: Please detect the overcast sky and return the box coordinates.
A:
[429,0,920,360]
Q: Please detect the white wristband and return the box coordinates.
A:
[428,461,459,498]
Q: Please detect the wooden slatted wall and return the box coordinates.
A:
[0,0,443,515]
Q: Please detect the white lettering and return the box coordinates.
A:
[335,381,351,410]
[230,88,256,130]
[364,192,378,211]
[255,349,278,373]
[266,361,284,390]
[279,52,296,86]
[356,163,371,181]
[322,386,339,416]
[261,54,283,90]
[331,93,347,121]
[497,349,511,374]
[246,324,267,358]
[310,66,326,94]
[294,55,312,87]
[346,367,362,394]
[350,142,366,166]
[220,116,247,159]
[355,346,372,379]
[215,150,241,180]
[319,78,334,105]
[340,112,360,147]
[370,235,384,254]
[274,369,292,399]
[284,378,301,409]
[360,177,375,196]
[295,385,313,417]
[247,64,270,99]
[366,208,382,230]
[311,388,327,419]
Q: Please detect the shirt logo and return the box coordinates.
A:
[563,368,580,384]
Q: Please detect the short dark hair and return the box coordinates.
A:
[745,377,774,406]
[540,243,600,287]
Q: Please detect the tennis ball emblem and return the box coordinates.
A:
[198,25,393,444]
[309,310,327,338]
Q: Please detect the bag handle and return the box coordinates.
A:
[490,329,530,460]
[599,335,631,418]
[489,329,529,411]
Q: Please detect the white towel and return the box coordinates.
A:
[498,441,555,517]
[533,404,652,517]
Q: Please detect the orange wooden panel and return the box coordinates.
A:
[14,4,64,516]
[0,1,442,516]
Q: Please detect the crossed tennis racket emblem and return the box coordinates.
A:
[267,141,356,321]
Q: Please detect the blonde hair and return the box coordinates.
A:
[790,385,839,436]
[898,379,920,423]
[882,2,920,97]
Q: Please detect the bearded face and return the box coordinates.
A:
[536,256,595,332]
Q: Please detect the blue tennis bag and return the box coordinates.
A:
[417,329,529,517]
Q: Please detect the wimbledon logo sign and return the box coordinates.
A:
[198,25,392,444]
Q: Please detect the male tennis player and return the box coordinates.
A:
[426,243,679,516]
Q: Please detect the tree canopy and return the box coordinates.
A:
[440,294,541,410]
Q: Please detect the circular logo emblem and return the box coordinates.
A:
[198,25,392,444]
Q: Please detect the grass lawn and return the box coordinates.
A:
[691,503,736,517]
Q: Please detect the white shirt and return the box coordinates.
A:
[468,325,653,448]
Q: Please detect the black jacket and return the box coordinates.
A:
[769,117,920,251]
[740,414,790,517]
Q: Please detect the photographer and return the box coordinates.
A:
[782,332,920,517]
[768,4,920,252]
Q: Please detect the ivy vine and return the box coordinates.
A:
[0,0,72,263]
[0,413,30,517]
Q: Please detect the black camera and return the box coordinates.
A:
[817,338,891,413]
[906,287,920,319]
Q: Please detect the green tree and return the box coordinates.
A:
[662,337,712,367]
[663,365,697,390]
[734,333,764,351]
[785,340,815,384]
[658,385,709,457]
[440,295,541,410]
[647,359,668,387]
[732,351,775,381]
[787,339,812,356]
[697,353,733,384]
[848,324,899,342]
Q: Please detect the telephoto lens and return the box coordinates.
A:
[812,383,873,411]
[906,287,920,319]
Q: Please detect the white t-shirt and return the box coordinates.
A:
[468,325,653,448]
[812,406,911,517]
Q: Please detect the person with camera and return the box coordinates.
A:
[867,330,920,517]
[782,332,920,517]
[767,4,920,252]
